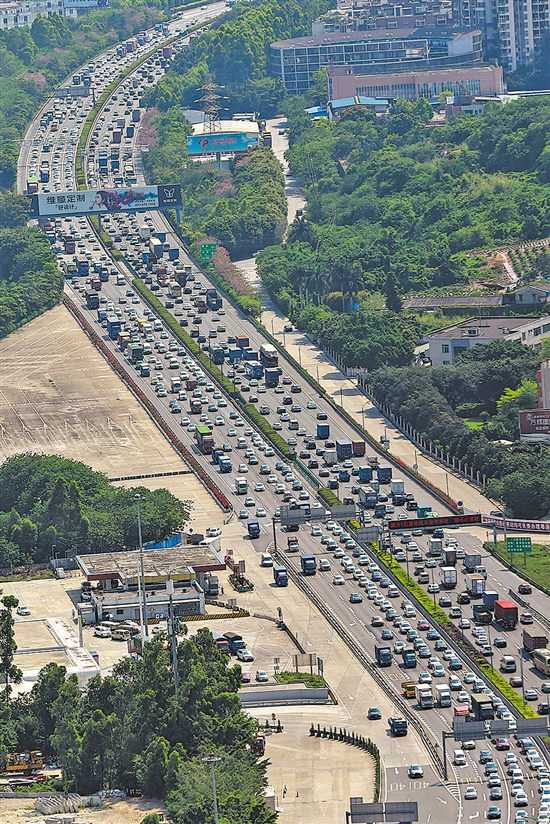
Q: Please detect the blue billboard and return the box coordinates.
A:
[187,132,258,156]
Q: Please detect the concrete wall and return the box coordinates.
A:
[239,685,330,705]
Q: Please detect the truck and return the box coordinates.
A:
[472,604,492,624]
[196,299,208,314]
[435,684,452,707]
[428,537,443,557]
[86,291,100,309]
[440,567,457,589]
[464,553,481,573]
[442,548,457,566]
[401,645,417,668]
[300,553,317,575]
[190,399,202,415]
[247,519,260,539]
[483,591,499,610]
[324,450,338,466]
[162,44,173,59]
[359,486,378,508]
[126,125,135,138]
[375,645,392,667]
[465,573,485,597]
[235,476,248,495]
[210,347,225,365]
[223,632,246,655]
[97,308,107,323]
[195,424,214,455]
[112,129,122,144]
[390,479,405,497]
[132,109,141,123]
[273,565,288,587]
[246,362,264,380]
[358,466,373,483]
[401,681,416,699]
[150,237,163,258]
[339,470,350,483]
[336,439,353,461]
[138,224,151,240]
[317,423,330,440]
[523,630,549,652]
[63,235,76,254]
[377,464,392,483]
[389,717,408,737]
[415,683,434,709]
[259,343,278,367]
[265,368,279,388]
[472,694,494,721]
[287,536,299,552]
[352,440,366,457]
[218,455,232,473]
[106,315,121,339]
[127,342,143,363]
[494,599,518,629]
[212,633,230,655]
[236,335,250,349]
[6,751,44,774]
[206,288,222,310]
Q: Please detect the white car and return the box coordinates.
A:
[16,605,31,616]
[237,649,254,662]
[94,626,111,638]
[206,527,222,538]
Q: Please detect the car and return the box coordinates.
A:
[427,629,440,640]
[520,612,534,624]
[255,670,269,682]
[333,575,345,585]
[487,806,501,820]
[350,593,363,604]
[371,616,383,626]
[256,507,267,518]
[525,688,539,701]
[241,672,251,684]
[493,636,507,648]
[206,527,222,538]
[458,592,471,604]
[518,583,532,594]
[417,619,430,631]
[368,706,382,720]
[465,786,478,800]
[418,672,432,684]
[505,754,518,767]
[479,750,492,764]
[459,618,471,629]
[490,788,503,801]
[464,671,476,684]
[427,582,440,593]
[487,776,501,788]
[494,738,510,751]
[381,628,394,640]
[237,649,254,661]
[94,626,111,638]
[542,683,550,694]
[510,675,523,687]
[238,509,249,519]
[462,740,476,750]
[438,595,452,608]
[16,605,31,616]
[514,793,528,807]
[408,765,423,778]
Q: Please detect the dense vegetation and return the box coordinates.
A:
[255,96,550,367]
[0,631,274,823]
[0,454,189,568]
[143,0,330,116]
[368,341,550,517]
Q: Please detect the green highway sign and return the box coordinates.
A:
[507,537,532,554]
[200,243,217,263]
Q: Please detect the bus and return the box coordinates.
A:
[259,343,278,368]
[169,281,182,298]
[26,176,39,195]
[75,255,89,275]
[533,648,550,676]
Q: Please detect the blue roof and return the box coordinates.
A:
[357,96,389,106]
[305,105,328,116]
[330,97,357,109]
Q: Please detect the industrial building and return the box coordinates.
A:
[269,27,483,92]
[76,544,225,623]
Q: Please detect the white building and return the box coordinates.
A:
[0,0,107,30]
[495,0,550,71]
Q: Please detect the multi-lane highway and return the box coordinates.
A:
[17,7,550,823]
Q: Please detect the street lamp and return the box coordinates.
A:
[203,755,221,824]
[516,645,526,712]
[271,317,274,336]
[135,493,149,638]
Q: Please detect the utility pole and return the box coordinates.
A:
[135,494,149,638]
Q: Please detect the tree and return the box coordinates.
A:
[0,596,22,702]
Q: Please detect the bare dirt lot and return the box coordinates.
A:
[0,795,165,824]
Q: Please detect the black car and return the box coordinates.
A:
[179,319,188,326]
[165,300,174,308]
[299,450,310,459]
[308,460,319,469]
[198,335,206,343]
[317,411,328,420]
[493,637,507,648]
[367,707,382,720]
[328,479,339,490]
[457,592,471,604]
[283,396,292,405]
[479,750,492,764]
[190,328,199,337]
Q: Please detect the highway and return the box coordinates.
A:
[16,8,550,824]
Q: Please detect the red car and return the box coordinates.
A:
[241,672,251,684]
[510,675,523,687]
[518,583,532,595]
[458,592,471,604]
[494,738,510,751]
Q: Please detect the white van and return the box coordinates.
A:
[261,553,273,567]
[454,750,466,766]
[474,565,487,579]
[112,627,131,641]
[154,319,163,332]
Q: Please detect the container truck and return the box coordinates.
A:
[352,440,366,457]
[377,464,392,483]
[247,519,260,539]
[435,684,452,707]
[415,683,434,709]
[389,717,408,737]
[259,343,278,367]
[86,291,99,309]
[206,288,222,310]
[138,224,151,240]
[440,567,457,589]
[265,368,279,388]
[402,645,417,668]
[273,565,288,587]
[228,347,242,362]
[494,600,518,628]
[317,424,330,440]
[162,44,173,59]
[523,630,549,652]
[210,348,225,365]
[428,537,443,556]
[218,455,232,473]
[106,316,121,339]
[235,477,248,494]
[465,573,485,597]
[358,466,373,483]
[483,591,499,610]
[472,694,494,721]
[246,363,264,380]
[300,554,316,575]
[401,681,416,699]
[150,238,163,258]
[472,604,492,624]
[223,632,246,655]
[196,299,208,313]
[132,109,141,122]
[112,130,122,144]
[324,450,337,466]
[464,553,481,573]
[390,479,405,497]
[236,335,250,349]
[443,549,457,566]
[336,439,353,460]
[195,425,214,455]
[375,645,392,667]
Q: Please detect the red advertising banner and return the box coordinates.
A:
[387,514,482,531]
[481,514,550,532]
[519,410,550,441]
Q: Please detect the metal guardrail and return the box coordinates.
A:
[273,548,445,778]
[508,588,550,635]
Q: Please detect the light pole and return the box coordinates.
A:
[516,645,526,712]
[166,576,179,693]
[203,754,221,824]
[271,317,274,336]
[135,493,149,638]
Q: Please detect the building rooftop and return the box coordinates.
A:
[424,316,529,340]
[271,26,478,48]
[192,120,259,137]
[404,295,504,308]
[77,544,225,584]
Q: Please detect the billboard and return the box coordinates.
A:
[187,132,259,156]
[387,513,482,531]
[29,185,182,218]
[519,410,550,441]
[481,514,550,532]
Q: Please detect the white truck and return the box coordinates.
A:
[415,683,434,709]
[440,567,457,589]
[235,477,248,495]
[465,573,485,596]
[138,223,151,240]
[435,684,452,707]
[428,537,443,557]
[390,478,405,496]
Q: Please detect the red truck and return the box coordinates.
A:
[494,599,518,628]
[523,630,548,652]
[195,425,214,454]
[352,440,366,457]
